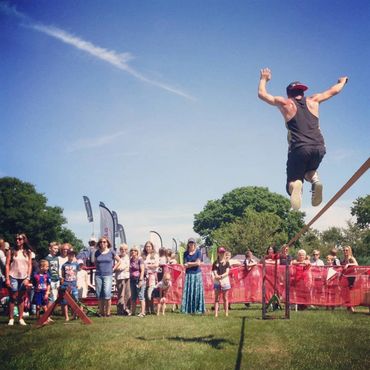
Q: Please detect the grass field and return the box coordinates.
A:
[1,305,369,370]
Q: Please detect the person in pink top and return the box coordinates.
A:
[5,233,32,326]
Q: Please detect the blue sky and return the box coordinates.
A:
[1,0,369,248]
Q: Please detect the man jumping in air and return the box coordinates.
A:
[258,68,348,210]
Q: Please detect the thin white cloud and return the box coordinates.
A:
[1,3,194,100]
[67,130,125,153]
[0,2,28,20]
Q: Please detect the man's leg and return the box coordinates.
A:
[288,180,303,210]
[305,170,323,207]
[305,147,326,207]
[286,149,305,210]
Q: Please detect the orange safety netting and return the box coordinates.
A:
[163,264,370,307]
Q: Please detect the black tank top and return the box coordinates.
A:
[285,97,325,151]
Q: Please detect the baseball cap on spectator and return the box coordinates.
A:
[217,247,226,254]
[187,238,196,244]
[89,236,97,243]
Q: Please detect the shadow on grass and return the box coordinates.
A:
[167,334,234,349]
[234,317,246,370]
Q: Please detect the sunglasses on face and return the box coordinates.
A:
[16,237,24,241]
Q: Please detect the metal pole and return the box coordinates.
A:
[262,258,267,320]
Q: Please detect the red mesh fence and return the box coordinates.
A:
[163,264,370,307]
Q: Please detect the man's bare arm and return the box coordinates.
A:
[258,68,287,106]
[310,77,348,103]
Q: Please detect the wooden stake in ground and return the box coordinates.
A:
[37,287,92,326]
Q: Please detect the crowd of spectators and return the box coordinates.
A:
[0,233,364,325]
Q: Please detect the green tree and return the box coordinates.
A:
[342,221,370,264]
[0,177,83,257]
[211,208,287,256]
[300,228,322,255]
[321,227,344,248]
[194,186,305,246]
[351,195,370,229]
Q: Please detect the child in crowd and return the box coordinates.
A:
[61,250,80,321]
[155,272,172,316]
[158,248,167,282]
[329,248,341,266]
[31,259,51,319]
[77,267,94,299]
[167,250,178,265]
[45,242,60,303]
[212,247,231,317]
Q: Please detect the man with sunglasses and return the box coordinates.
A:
[258,68,348,210]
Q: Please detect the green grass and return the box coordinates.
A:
[1,305,369,370]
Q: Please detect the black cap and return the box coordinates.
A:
[286,81,308,91]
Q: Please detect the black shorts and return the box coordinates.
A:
[286,146,326,194]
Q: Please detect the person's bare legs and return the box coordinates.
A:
[223,291,229,317]
[105,299,112,316]
[98,299,105,316]
[214,290,220,317]
[63,304,69,321]
[140,300,146,316]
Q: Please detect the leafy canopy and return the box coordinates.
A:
[351,195,370,229]
[193,186,305,253]
[0,177,83,257]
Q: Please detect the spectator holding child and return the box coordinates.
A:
[5,233,32,326]
[181,238,205,314]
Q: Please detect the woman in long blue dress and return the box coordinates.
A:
[181,238,205,314]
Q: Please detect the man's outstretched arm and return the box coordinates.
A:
[310,77,348,103]
[258,68,286,106]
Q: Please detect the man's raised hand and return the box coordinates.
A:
[260,68,272,81]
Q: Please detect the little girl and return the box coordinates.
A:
[31,259,51,319]
[212,247,231,317]
[155,272,172,316]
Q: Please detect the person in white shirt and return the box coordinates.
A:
[58,243,71,277]
[115,244,130,315]
[311,250,324,266]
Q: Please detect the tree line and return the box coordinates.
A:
[1,178,368,264]
[193,186,369,264]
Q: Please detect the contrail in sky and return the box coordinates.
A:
[1,3,194,100]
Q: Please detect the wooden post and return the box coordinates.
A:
[37,287,92,326]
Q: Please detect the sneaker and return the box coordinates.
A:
[137,313,145,318]
[8,319,14,326]
[289,180,303,210]
[311,181,323,207]
[19,319,27,326]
